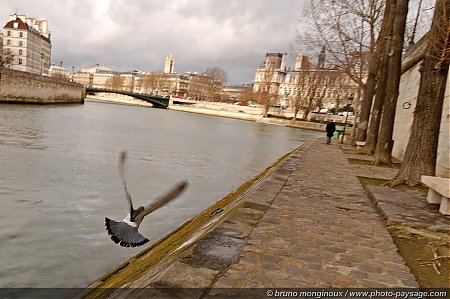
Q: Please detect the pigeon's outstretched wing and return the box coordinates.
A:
[105,217,149,247]
[134,181,188,223]
[119,151,134,211]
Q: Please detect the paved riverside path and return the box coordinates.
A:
[209,139,418,290]
[89,139,420,298]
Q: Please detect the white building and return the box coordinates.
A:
[49,64,70,79]
[2,14,51,75]
[73,65,114,88]
[253,52,359,111]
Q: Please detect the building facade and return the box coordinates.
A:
[253,52,359,112]
[49,64,70,79]
[74,55,229,101]
[2,14,51,75]
[222,84,253,102]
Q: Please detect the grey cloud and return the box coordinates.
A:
[1,0,304,83]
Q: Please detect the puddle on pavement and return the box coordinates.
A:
[181,228,245,272]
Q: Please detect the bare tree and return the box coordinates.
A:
[141,72,158,94]
[187,74,219,101]
[204,67,229,85]
[301,0,385,139]
[238,89,258,103]
[108,75,127,91]
[0,49,14,68]
[203,67,228,101]
[365,0,397,154]
[374,0,410,163]
[390,0,450,185]
[255,66,279,117]
[301,68,333,119]
[140,72,177,96]
[291,71,310,122]
[356,1,390,142]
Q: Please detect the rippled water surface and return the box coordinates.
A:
[0,101,321,287]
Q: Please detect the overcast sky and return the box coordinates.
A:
[1,0,305,83]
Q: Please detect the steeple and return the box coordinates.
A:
[164,54,175,74]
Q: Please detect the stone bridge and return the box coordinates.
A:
[85,87,170,108]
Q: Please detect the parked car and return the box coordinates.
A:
[338,111,354,117]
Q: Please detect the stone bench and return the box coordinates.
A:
[421,175,450,215]
[355,141,365,149]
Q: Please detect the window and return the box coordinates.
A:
[7,31,11,36]
[19,41,23,47]
[6,39,11,45]
[19,50,23,55]
[19,32,23,38]
[18,58,23,65]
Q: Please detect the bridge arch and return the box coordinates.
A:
[85,87,170,108]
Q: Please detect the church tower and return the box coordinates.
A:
[164,54,175,74]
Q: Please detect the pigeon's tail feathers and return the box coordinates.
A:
[105,217,149,248]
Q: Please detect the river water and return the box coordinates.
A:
[0,101,321,287]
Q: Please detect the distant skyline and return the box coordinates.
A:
[0,0,306,84]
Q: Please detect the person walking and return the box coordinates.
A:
[325,121,336,144]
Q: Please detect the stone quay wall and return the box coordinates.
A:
[0,68,85,104]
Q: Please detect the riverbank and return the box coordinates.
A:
[85,96,328,132]
[169,103,328,132]
[86,94,153,107]
[79,139,449,298]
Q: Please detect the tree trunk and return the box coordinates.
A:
[365,0,397,154]
[263,94,270,117]
[291,97,301,123]
[356,56,376,142]
[357,0,382,143]
[303,96,315,120]
[390,0,450,186]
[350,89,362,142]
[374,0,409,164]
[356,81,373,142]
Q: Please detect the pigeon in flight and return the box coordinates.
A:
[105,151,188,247]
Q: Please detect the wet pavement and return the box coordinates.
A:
[84,138,450,298]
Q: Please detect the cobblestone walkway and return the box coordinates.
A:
[212,139,418,289]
